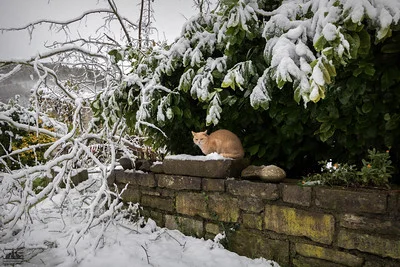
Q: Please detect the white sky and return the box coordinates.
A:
[0,0,199,60]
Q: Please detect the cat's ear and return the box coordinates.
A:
[191,131,195,136]
[202,130,208,134]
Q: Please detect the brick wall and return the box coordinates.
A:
[108,166,400,267]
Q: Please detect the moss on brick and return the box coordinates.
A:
[141,195,174,212]
[165,215,204,237]
[176,192,209,218]
[264,205,335,244]
[205,223,220,235]
[208,193,240,222]
[230,229,289,266]
[242,213,263,230]
[120,186,140,203]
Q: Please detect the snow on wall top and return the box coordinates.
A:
[165,152,226,161]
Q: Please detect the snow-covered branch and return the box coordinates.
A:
[0,0,159,262]
[0,8,137,34]
[0,45,108,64]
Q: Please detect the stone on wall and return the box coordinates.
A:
[119,185,140,203]
[227,180,279,200]
[107,170,116,186]
[338,229,400,259]
[202,178,225,192]
[113,169,156,187]
[157,174,201,190]
[363,259,400,267]
[208,193,240,222]
[340,214,400,235]
[71,169,88,185]
[293,255,344,267]
[388,192,400,217]
[165,215,204,238]
[163,157,249,178]
[242,213,263,230]
[315,188,387,214]
[176,192,209,218]
[142,209,164,227]
[175,192,240,222]
[141,195,174,212]
[135,159,153,172]
[230,229,290,266]
[295,243,364,267]
[205,223,220,236]
[241,165,286,182]
[239,197,264,213]
[150,162,164,173]
[282,184,312,206]
[264,205,335,244]
[119,157,133,170]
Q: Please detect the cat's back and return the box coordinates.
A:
[198,129,244,159]
[209,129,240,141]
[209,129,244,158]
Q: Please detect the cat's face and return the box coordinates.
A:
[192,131,208,147]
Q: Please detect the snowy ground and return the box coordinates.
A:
[1,170,279,267]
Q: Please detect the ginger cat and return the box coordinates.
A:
[191,129,244,159]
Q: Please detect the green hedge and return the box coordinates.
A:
[94,0,400,181]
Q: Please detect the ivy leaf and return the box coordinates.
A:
[108,49,123,63]
[364,64,375,76]
[319,126,335,142]
[358,29,371,55]
[248,144,260,156]
[319,122,332,133]
[294,87,301,104]
[172,106,182,118]
[385,114,400,130]
[362,102,373,113]
[277,78,286,89]
[258,146,266,158]
[221,73,235,90]
[179,69,195,92]
[345,32,360,58]
[92,99,100,110]
[314,35,327,51]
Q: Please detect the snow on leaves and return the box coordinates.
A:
[255,0,398,107]
[119,0,400,128]
[222,60,254,90]
[206,92,222,126]
[225,0,258,33]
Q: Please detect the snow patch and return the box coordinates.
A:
[165,152,226,161]
[322,23,337,41]
[3,171,278,267]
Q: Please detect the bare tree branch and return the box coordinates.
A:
[107,0,133,45]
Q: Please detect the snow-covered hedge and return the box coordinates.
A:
[96,0,400,177]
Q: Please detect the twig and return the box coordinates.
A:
[107,0,132,45]
[141,244,150,265]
